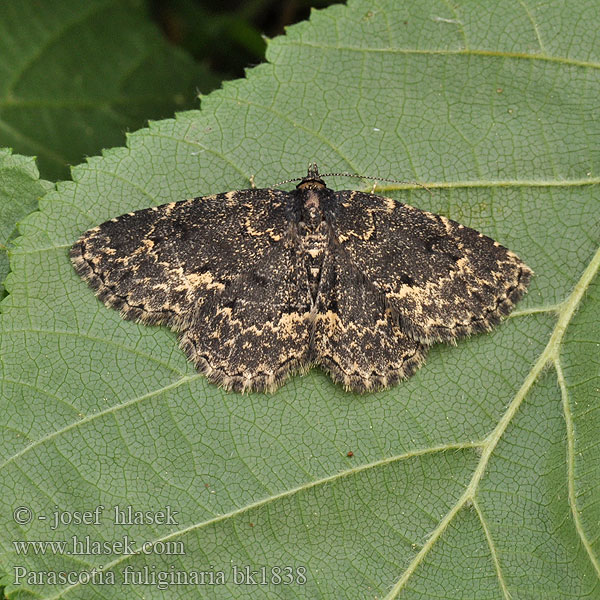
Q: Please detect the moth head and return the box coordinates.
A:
[297,163,326,190]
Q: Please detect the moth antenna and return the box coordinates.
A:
[319,172,432,194]
[272,176,304,187]
[271,170,431,193]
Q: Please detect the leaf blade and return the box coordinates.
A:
[0,148,52,298]
[1,1,599,598]
[0,0,219,180]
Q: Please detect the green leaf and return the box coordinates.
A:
[0,148,52,299]
[0,0,219,181]
[1,1,599,598]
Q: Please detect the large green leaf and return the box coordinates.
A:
[1,1,599,598]
[0,149,52,298]
[0,0,219,181]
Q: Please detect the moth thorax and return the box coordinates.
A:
[300,190,323,229]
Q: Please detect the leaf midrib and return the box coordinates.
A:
[281,40,600,70]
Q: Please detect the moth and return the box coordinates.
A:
[71,164,532,392]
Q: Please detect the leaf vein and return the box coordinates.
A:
[384,244,600,597]
[556,357,600,578]
[473,497,513,600]
[44,442,482,600]
[281,41,600,70]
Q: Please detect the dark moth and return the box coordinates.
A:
[70,164,532,393]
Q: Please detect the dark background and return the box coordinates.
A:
[151,0,342,84]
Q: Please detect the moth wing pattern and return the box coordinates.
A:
[313,247,428,392]
[179,241,313,392]
[333,191,532,344]
[70,164,534,394]
[70,188,292,331]
[71,188,315,392]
